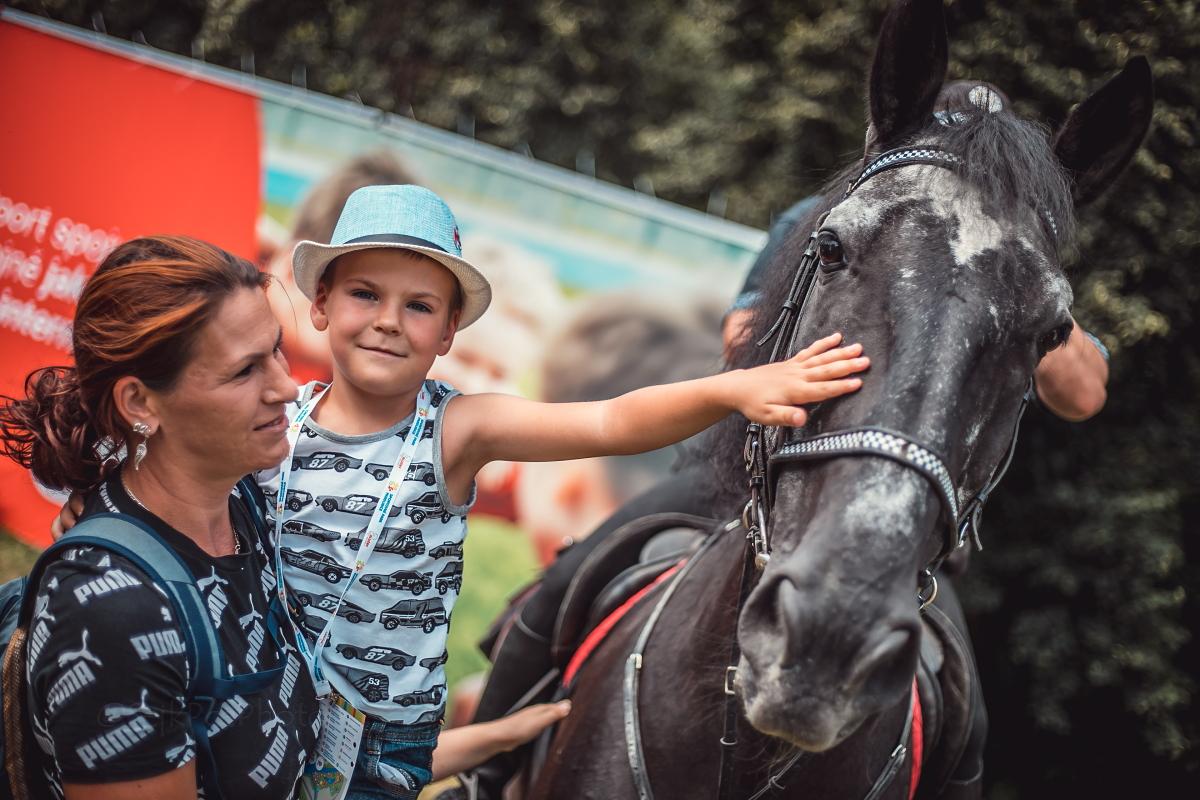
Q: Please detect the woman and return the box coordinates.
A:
[6,235,566,800]
[0,236,318,799]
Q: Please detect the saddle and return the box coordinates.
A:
[550,512,713,669]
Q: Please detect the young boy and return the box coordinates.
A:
[269,184,869,799]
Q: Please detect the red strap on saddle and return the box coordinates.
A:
[909,678,923,800]
[562,562,683,687]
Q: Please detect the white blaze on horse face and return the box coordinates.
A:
[923,170,1006,268]
[840,466,923,550]
[826,167,1009,270]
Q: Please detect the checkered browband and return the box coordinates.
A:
[769,427,962,550]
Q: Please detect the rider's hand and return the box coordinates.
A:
[733,332,868,427]
[51,492,84,541]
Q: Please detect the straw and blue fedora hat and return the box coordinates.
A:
[292,185,492,328]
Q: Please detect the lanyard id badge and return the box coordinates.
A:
[297,690,366,800]
[273,382,432,696]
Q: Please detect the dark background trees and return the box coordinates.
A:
[11,0,1198,794]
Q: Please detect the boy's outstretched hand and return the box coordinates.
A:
[732,332,867,427]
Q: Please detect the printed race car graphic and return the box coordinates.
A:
[316,493,403,517]
[419,651,449,670]
[362,569,432,595]
[282,519,341,543]
[428,541,463,559]
[395,423,436,442]
[336,644,416,670]
[379,597,447,633]
[295,591,376,624]
[345,527,424,558]
[412,709,442,725]
[364,461,436,485]
[430,384,452,408]
[281,548,352,583]
[404,491,453,524]
[435,562,463,595]
[292,451,363,473]
[267,489,314,511]
[343,667,390,704]
[297,611,325,633]
[394,683,446,707]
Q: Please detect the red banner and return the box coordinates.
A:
[0,19,260,546]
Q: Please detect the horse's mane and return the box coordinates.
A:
[703,102,1076,513]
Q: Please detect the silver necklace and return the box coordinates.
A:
[121,476,243,555]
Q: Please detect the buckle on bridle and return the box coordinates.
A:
[917,569,939,611]
[724,666,738,696]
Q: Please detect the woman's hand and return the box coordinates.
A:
[51,492,85,541]
[731,332,868,427]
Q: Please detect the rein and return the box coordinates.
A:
[622,145,1033,800]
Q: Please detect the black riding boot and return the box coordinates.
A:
[440,614,556,800]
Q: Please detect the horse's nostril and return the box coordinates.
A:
[846,625,919,693]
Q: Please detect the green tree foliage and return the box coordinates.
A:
[13,0,1198,794]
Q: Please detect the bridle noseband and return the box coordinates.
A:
[742,144,1031,599]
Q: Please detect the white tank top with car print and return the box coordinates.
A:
[258,379,471,723]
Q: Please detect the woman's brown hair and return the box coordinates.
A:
[0,236,269,492]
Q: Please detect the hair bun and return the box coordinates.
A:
[0,366,101,492]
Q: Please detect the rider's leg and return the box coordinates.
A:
[460,468,713,799]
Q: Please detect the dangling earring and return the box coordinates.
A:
[132,422,152,470]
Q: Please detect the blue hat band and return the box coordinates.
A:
[343,233,451,254]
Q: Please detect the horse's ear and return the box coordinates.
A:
[1053,57,1155,206]
[866,0,949,151]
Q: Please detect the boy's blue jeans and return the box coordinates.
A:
[347,718,441,800]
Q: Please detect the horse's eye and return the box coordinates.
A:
[816,232,845,270]
[1036,320,1074,359]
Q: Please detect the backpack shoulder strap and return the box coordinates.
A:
[21,514,233,800]
[22,514,223,708]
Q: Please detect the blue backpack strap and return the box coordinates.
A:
[33,515,225,702]
[23,499,291,800]
[30,516,227,796]
[23,514,233,800]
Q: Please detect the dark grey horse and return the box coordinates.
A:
[527,0,1153,798]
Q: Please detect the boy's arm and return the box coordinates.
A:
[444,333,867,478]
[1034,318,1109,421]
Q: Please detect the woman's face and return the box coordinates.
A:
[147,288,297,483]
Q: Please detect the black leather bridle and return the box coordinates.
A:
[743,144,1031,593]
[623,145,1035,800]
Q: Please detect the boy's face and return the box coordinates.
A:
[311,249,461,399]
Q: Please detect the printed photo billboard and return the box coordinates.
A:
[0,10,763,552]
